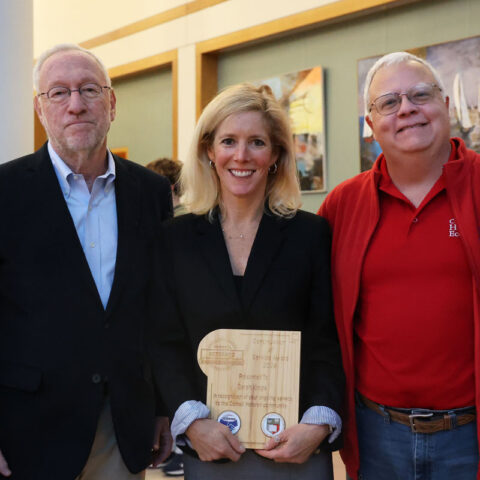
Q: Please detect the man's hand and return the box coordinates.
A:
[151,416,174,467]
[186,419,245,462]
[255,424,329,464]
[0,449,11,477]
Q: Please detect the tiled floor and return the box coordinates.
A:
[146,451,346,479]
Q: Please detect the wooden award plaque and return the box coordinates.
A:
[197,329,301,448]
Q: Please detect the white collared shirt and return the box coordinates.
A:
[49,142,117,308]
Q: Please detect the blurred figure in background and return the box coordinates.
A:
[147,158,186,217]
[146,157,185,477]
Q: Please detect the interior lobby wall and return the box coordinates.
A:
[108,68,173,165]
[33,0,189,56]
[217,0,480,211]
[33,0,480,211]
[33,0,346,162]
[33,0,339,58]
[2,1,33,161]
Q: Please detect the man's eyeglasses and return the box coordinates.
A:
[369,83,442,116]
[37,83,111,104]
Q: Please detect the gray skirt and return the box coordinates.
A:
[184,449,333,480]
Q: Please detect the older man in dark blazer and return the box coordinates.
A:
[0,43,172,479]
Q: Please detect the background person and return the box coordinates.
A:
[319,52,480,480]
[146,158,186,217]
[150,83,344,480]
[145,160,185,477]
[0,43,173,479]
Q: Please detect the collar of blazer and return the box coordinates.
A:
[194,208,289,311]
[26,144,143,315]
[105,154,142,315]
[21,144,106,310]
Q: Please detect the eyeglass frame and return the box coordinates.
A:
[36,83,112,103]
[368,83,443,116]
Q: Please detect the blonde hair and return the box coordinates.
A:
[181,83,301,219]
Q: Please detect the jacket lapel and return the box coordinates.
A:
[106,157,141,315]
[28,145,104,308]
[242,212,286,311]
[195,214,240,306]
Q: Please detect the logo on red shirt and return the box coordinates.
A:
[449,218,460,238]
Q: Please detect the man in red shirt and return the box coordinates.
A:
[319,52,480,480]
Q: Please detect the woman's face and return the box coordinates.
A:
[207,111,277,206]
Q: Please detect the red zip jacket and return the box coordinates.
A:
[319,138,480,479]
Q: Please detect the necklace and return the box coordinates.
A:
[220,209,262,241]
[221,228,246,240]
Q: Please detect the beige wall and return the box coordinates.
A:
[217,0,480,211]
[34,0,479,212]
[34,0,337,57]
[2,1,33,161]
[33,0,188,54]
[108,69,173,165]
[33,0,340,163]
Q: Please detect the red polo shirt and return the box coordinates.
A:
[355,145,475,409]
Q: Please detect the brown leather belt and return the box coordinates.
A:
[359,394,476,434]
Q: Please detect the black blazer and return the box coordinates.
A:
[0,144,172,479]
[151,210,344,452]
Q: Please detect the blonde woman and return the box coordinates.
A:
[151,83,344,479]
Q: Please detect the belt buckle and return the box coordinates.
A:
[409,412,434,432]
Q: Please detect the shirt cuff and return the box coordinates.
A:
[171,400,210,445]
[300,406,342,443]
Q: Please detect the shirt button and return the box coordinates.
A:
[90,242,95,248]
[91,373,102,384]
[74,175,80,180]
[88,206,93,212]
[412,217,419,223]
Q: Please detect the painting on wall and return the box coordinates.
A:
[358,35,480,171]
[111,147,129,159]
[254,66,327,192]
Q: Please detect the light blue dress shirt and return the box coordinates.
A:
[49,142,117,309]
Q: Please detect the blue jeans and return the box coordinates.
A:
[354,395,478,480]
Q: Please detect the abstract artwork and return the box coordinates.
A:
[255,67,327,192]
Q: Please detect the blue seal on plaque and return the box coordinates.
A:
[217,410,241,434]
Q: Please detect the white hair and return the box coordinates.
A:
[363,51,446,116]
[33,43,111,93]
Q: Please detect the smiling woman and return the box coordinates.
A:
[181,83,300,219]
[150,82,345,480]
[206,110,277,213]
